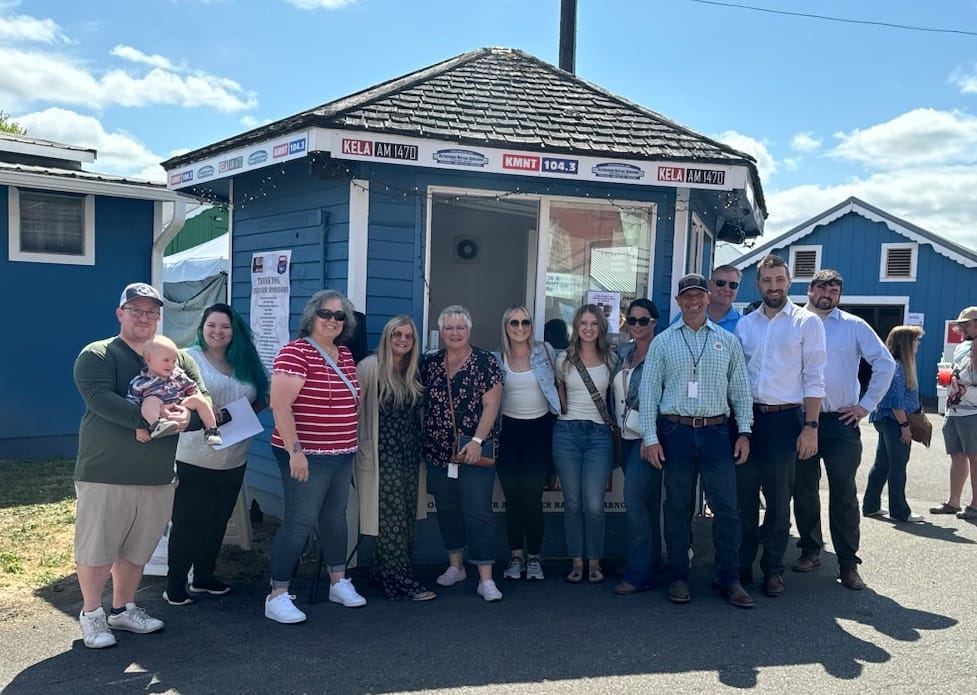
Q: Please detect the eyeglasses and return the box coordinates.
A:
[442,325,469,333]
[391,330,415,341]
[122,306,160,320]
[626,316,656,326]
[712,279,740,289]
[315,309,346,321]
[508,319,532,328]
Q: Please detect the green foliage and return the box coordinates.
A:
[0,110,27,135]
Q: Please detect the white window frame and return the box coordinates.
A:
[789,244,821,281]
[879,242,917,282]
[8,187,95,265]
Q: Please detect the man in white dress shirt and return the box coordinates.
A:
[792,270,894,591]
[735,255,826,598]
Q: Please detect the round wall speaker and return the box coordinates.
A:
[455,237,480,262]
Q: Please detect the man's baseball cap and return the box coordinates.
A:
[677,273,708,295]
[954,306,977,324]
[119,282,163,307]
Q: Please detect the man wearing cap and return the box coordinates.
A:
[931,307,977,519]
[638,273,754,608]
[72,283,208,649]
[792,270,894,590]
[735,254,826,598]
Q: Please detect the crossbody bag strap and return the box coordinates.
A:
[570,355,615,428]
[444,352,460,439]
[303,337,358,404]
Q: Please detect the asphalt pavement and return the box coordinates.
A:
[2,413,975,695]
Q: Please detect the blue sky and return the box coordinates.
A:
[3,0,977,251]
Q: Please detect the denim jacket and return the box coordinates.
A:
[493,342,562,415]
[612,341,647,418]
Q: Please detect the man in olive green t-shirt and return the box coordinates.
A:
[73,283,208,649]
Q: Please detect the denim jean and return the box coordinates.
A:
[269,448,354,589]
[621,437,662,588]
[864,418,912,520]
[660,419,742,586]
[552,419,613,559]
[426,460,497,565]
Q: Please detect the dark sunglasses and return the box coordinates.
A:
[626,316,655,326]
[508,319,532,328]
[315,309,347,321]
[713,279,740,289]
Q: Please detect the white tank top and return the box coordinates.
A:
[502,365,549,419]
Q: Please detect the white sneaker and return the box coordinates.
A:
[265,593,307,624]
[328,578,367,608]
[526,557,545,581]
[150,419,180,439]
[107,603,164,634]
[436,566,467,586]
[79,607,117,649]
[503,556,525,580]
[477,579,503,602]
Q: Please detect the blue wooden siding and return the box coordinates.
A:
[736,211,977,399]
[0,188,155,459]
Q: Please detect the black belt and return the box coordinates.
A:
[754,403,801,413]
[662,414,727,427]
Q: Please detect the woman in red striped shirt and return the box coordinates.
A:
[264,290,365,624]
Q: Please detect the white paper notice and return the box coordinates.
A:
[213,397,264,450]
[586,290,622,334]
[250,250,292,372]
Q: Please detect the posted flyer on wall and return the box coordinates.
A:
[250,250,291,371]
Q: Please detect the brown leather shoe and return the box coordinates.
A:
[668,580,691,604]
[840,568,866,591]
[762,574,784,598]
[613,581,638,595]
[792,552,821,573]
[721,582,755,609]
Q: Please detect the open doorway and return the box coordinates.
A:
[428,193,539,350]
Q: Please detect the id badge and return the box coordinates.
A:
[687,381,699,399]
[448,463,460,479]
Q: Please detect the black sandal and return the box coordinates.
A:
[929,502,962,514]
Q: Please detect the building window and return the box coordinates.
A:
[880,242,917,281]
[789,245,821,280]
[8,187,95,265]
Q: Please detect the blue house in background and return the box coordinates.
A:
[0,132,186,459]
[733,196,977,401]
[161,47,769,555]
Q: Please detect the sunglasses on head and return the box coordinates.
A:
[626,316,655,326]
[315,309,346,321]
[508,318,532,328]
[713,279,739,289]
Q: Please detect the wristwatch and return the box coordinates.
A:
[738,432,752,440]
[804,420,819,429]
[898,421,911,428]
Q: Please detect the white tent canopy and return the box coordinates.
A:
[163,231,229,283]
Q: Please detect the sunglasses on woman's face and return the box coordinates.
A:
[315,309,346,321]
[712,279,740,289]
[626,316,655,326]
[508,319,532,328]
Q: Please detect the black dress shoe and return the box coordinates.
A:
[762,574,784,598]
[792,553,821,573]
[840,568,866,590]
[722,582,755,609]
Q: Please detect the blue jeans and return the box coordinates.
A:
[270,447,354,589]
[552,419,613,559]
[621,437,662,588]
[659,419,742,586]
[426,460,497,565]
[864,418,912,520]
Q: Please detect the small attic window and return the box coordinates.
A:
[880,243,917,282]
[789,245,820,280]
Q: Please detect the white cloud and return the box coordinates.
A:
[790,131,821,153]
[831,108,977,169]
[950,63,977,94]
[111,44,180,71]
[782,157,800,171]
[240,114,273,129]
[714,130,777,182]
[283,0,358,8]
[16,108,166,182]
[0,11,70,44]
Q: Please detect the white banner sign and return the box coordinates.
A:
[250,250,292,372]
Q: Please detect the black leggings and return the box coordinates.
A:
[497,414,553,555]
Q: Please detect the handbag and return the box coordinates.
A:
[570,355,622,468]
[906,410,932,448]
[445,354,496,466]
[542,342,567,415]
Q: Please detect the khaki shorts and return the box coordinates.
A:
[74,481,175,567]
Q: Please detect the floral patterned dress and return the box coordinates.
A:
[369,397,429,600]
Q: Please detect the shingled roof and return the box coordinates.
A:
[163,47,765,213]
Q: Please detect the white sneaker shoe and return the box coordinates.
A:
[79,607,117,649]
[149,419,180,439]
[436,566,467,586]
[107,603,164,634]
[503,556,525,580]
[265,593,307,624]
[477,579,503,602]
[328,578,367,608]
[526,557,545,581]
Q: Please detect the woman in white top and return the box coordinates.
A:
[552,304,616,584]
[165,303,268,606]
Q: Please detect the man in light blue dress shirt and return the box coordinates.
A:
[792,270,895,591]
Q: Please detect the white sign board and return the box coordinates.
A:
[586,290,622,335]
[250,250,292,372]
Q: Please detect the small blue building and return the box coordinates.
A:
[0,132,186,459]
[162,47,769,555]
[734,197,977,400]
